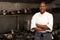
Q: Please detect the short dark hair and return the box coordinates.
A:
[40,2,46,4]
[40,2,47,5]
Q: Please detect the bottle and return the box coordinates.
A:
[11,29,14,34]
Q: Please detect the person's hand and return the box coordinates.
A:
[36,23,41,28]
[35,27,42,31]
[36,23,44,31]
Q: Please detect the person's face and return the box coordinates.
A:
[40,3,47,14]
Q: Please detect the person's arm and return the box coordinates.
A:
[32,27,43,31]
[36,24,49,30]
[36,14,53,31]
[31,16,36,30]
[31,14,43,31]
[47,14,53,31]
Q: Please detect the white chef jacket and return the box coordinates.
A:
[31,11,53,32]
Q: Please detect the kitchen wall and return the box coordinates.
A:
[0,2,39,11]
[0,2,56,11]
